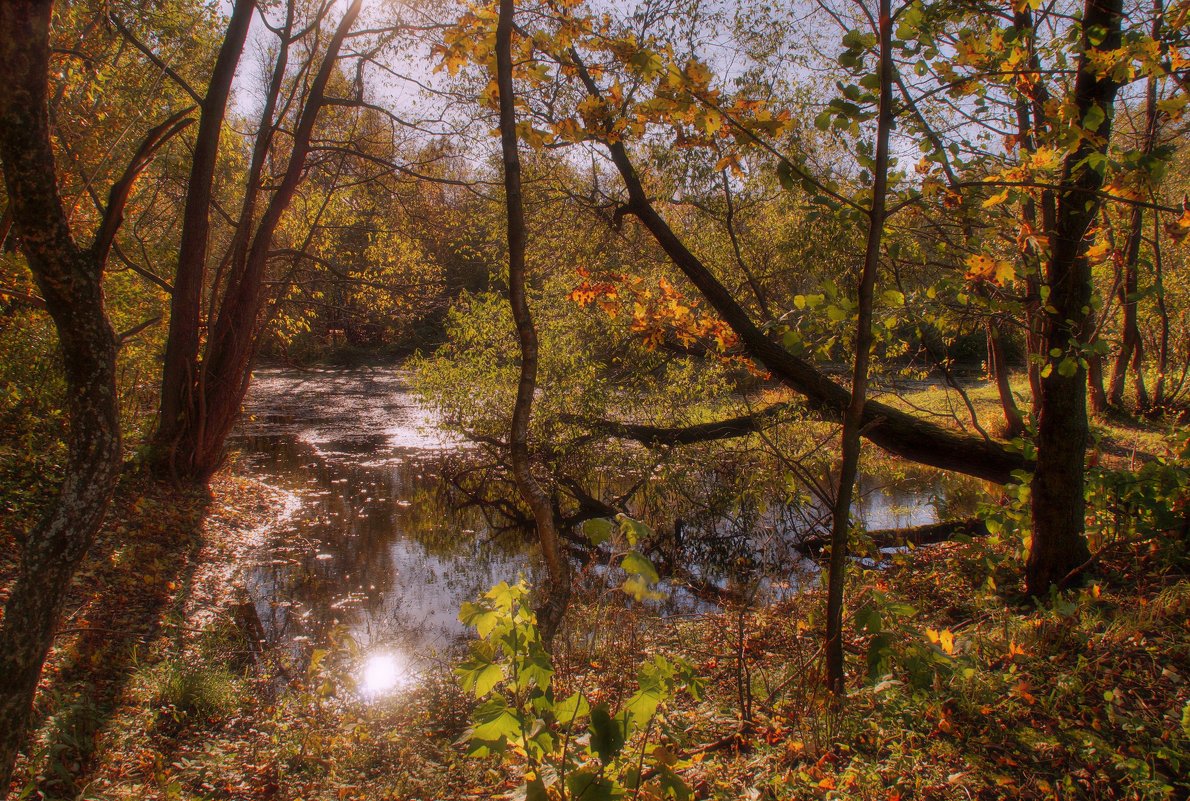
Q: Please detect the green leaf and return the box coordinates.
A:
[826,304,849,322]
[623,686,662,730]
[554,691,591,725]
[516,647,555,691]
[778,159,798,189]
[621,551,660,583]
[589,704,626,762]
[628,49,664,79]
[622,574,665,601]
[867,632,894,681]
[524,777,549,801]
[484,581,517,611]
[656,764,692,801]
[460,602,501,637]
[471,696,522,742]
[855,605,881,633]
[617,514,652,546]
[566,769,621,801]
[458,659,504,697]
[583,517,616,546]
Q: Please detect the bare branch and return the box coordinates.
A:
[92,107,195,265]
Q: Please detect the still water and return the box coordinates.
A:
[232,367,949,693]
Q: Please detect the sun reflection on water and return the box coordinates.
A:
[360,651,410,697]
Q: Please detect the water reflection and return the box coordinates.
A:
[232,367,975,679]
[361,651,411,696]
[233,368,540,681]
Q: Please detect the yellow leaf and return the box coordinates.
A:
[1028,146,1061,171]
[982,188,1010,208]
[965,255,1016,286]
[700,110,724,136]
[1085,240,1111,261]
[714,153,743,176]
[1165,207,1190,243]
[685,58,712,87]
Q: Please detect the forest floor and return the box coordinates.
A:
[0,470,296,800]
[1,464,1186,800]
[0,380,1187,801]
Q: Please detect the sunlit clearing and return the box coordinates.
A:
[361,652,407,696]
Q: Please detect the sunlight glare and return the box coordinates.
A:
[361,652,407,696]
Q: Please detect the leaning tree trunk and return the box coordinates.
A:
[568,58,1028,485]
[824,0,893,699]
[1028,0,1124,595]
[495,0,570,644]
[0,0,122,788]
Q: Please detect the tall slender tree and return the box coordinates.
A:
[151,0,363,481]
[824,0,894,698]
[494,0,571,643]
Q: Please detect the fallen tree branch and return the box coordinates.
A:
[561,402,796,447]
[794,517,990,556]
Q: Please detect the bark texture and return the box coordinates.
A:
[0,0,121,789]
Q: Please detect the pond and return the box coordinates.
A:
[232,366,960,695]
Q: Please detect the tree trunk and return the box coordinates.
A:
[987,319,1026,438]
[496,0,570,644]
[1013,5,1055,414]
[825,0,892,700]
[1088,326,1110,416]
[152,0,254,478]
[154,0,360,482]
[1028,0,1124,595]
[0,0,122,788]
[1151,210,1170,409]
[1109,3,1160,411]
